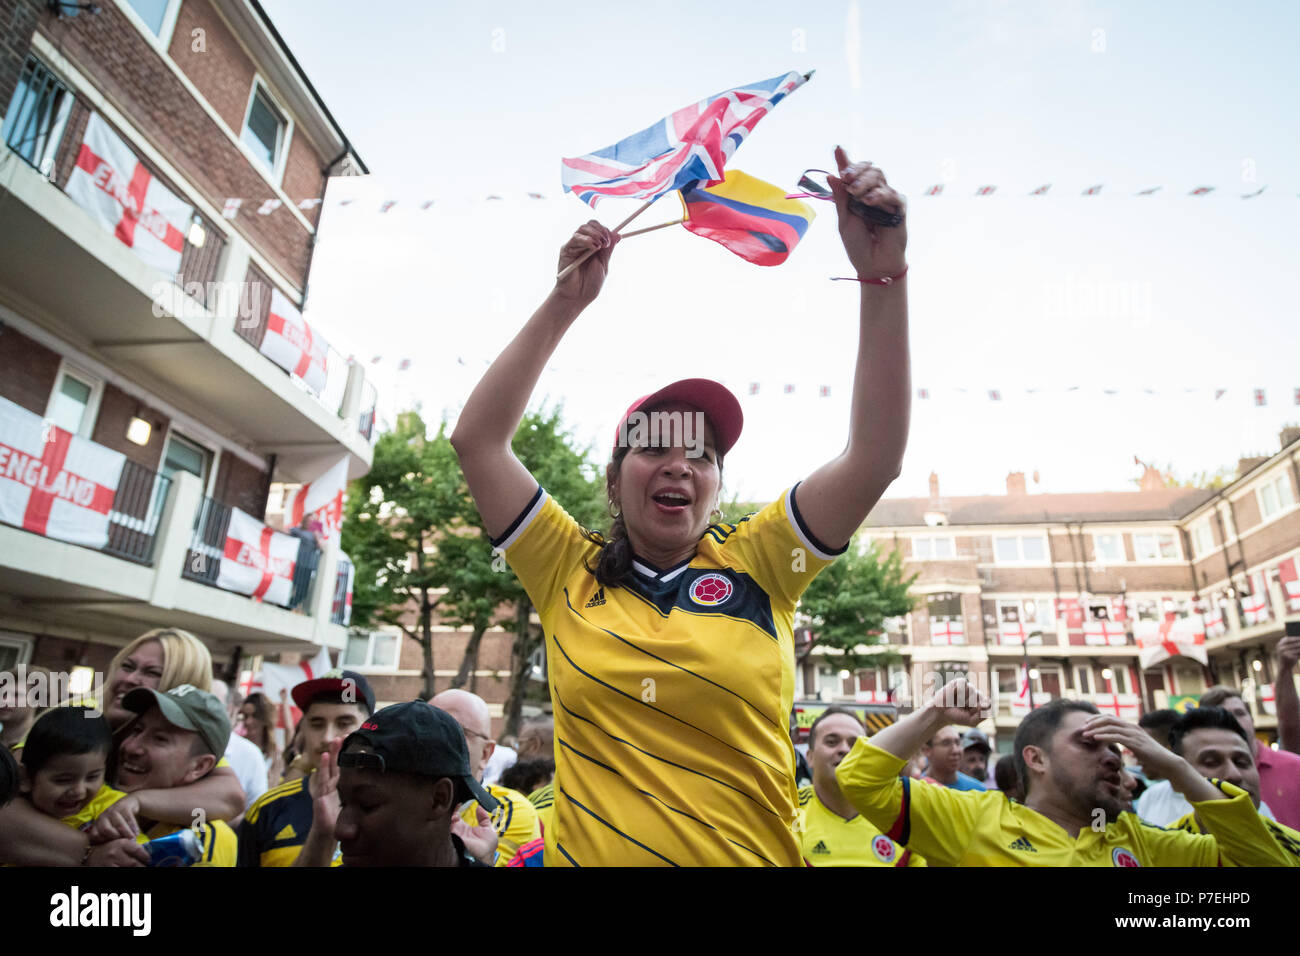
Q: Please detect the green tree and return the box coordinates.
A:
[343,410,462,699]
[795,537,916,676]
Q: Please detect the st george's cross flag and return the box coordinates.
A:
[215,507,298,608]
[561,71,811,206]
[1278,557,1300,612]
[678,169,815,266]
[1135,616,1208,670]
[0,396,125,549]
[259,287,330,396]
[283,456,348,544]
[65,114,193,276]
[243,645,333,730]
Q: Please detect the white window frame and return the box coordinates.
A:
[1132,530,1182,563]
[114,0,183,50]
[993,533,1050,565]
[239,77,294,186]
[0,630,34,669]
[1031,664,1063,696]
[343,630,401,673]
[993,666,1020,696]
[159,425,220,499]
[1256,472,1297,523]
[1091,531,1125,564]
[1190,517,1215,559]
[911,535,955,560]
[1219,505,1236,542]
[43,359,104,439]
[1074,666,1092,695]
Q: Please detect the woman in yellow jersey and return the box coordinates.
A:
[453,146,909,865]
[0,627,245,864]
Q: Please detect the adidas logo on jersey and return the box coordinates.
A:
[275,824,297,842]
[585,588,606,608]
[1008,836,1037,852]
[811,840,830,855]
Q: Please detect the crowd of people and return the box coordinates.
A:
[1,148,1297,868]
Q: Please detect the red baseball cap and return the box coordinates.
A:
[612,378,744,457]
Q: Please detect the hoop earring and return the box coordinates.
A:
[709,507,723,522]
[609,501,621,519]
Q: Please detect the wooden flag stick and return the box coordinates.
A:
[618,219,684,239]
[555,197,658,281]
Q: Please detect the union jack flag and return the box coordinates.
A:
[561,71,811,207]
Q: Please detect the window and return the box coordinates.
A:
[926,592,962,619]
[1092,532,1124,563]
[1133,531,1179,562]
[1257,473,1296,520]
[1220,506,1236,541]
[1190,519,1214,558]
[994,534,1048,563]
[1,57,72,176]
[0,631,34,671]
[44,364,102,438]
[125,0,171,35]
[241,83,287,174]
[160,432,213,491]
[343,631,400,670]
[995,667,1019,695]
[912,536,954,560]
[1075,666,1092,694]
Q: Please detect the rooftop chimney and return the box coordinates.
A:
[1006,471,1027,495]
[1282,426,1300,450]
[929,471,940,503]
[1138,466,1167,492]
[1237,456,1268,478]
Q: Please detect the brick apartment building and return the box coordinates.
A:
[0,1,375,686]
[800,428,1300,754]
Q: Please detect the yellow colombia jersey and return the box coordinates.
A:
[837,739,1300,867]
[496,483,843,867]
[529,782,554,836]
[143,821,236,867]
[458,783,541,867]
[61,782,127,831]
[1170,809,1300,865]
[238,773,339,867]
[795,785,925,867]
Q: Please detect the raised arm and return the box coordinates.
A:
[1274,636,1300,754]
[795,147,910,551]
[450,223,618,538]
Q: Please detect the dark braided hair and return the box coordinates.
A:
[579,424,724,589]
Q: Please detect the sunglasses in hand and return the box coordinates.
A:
[786,169,904,228]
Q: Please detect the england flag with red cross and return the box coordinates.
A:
[1277,557,1300,612]
[1242,572,1271,625]
[1135,616,1207,670]
[0,397,126,549]
[65,114,193,276]
[259,288,330,396]
[216,507,298,607]
[930,618,964,646]
[283,456,348,544]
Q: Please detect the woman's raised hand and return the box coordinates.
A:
[827,146,907,280]
[554,220,619,309]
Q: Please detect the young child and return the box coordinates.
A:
[19,707,124,828]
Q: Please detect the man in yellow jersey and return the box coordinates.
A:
[430,689,540,866]
[837,678,1299,866]
[1164,706,1300,863]
[112,685,238,865]
[796,707,923,867]
[238,669,374,866]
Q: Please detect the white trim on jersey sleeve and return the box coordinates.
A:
[492,487,549,552]
[784,485,847,562]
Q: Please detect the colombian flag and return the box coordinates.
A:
[679,170,814,266]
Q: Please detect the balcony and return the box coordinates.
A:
[0,59,373,484]
[0,403,347,654]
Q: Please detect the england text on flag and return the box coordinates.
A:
[0,396,126,550]
[561,71,810,207]
[215,508,299,608]
[64,114,193,276]
[284,456,348,544]
[259,288,330,396]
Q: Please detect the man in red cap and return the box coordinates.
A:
[452,146,910,865]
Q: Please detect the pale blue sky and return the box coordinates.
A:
[263,0,1299,502]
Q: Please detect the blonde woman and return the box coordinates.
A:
[0,627,246,866]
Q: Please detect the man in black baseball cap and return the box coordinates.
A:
[960,727,993,786]
[295,701,499,867]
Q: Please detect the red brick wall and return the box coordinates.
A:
[281,123,326,229]
[29,632,118,676]
[35,3,324,286]
[0,325,59,415]
[213,451,267,515]
[0,0,41,113]
[90,383,168,469]
[167,0,254,133]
